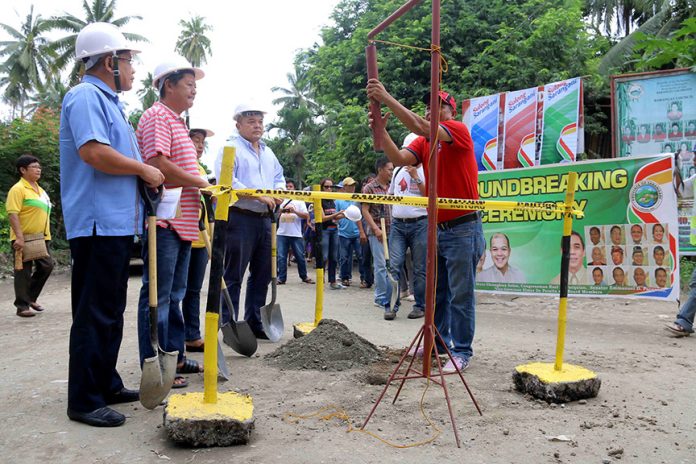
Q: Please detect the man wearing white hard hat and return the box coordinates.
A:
[213,103,285,339]
[60,22,165,427]
[135,56,209,386]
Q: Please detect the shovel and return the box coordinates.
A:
[198,208,231,379]
[380,217,399,309]
[139,182,178,410]
[201,196,257,357]
[261,206,284,342]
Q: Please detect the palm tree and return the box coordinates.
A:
[175,16,213,67]
[46,0,147,84]
[136,72,158,110]
[271,64,320,116]
[26,78,69,114]
[0,6,55,118]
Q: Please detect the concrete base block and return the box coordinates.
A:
[164,392,255,447]
[513,362,601,403]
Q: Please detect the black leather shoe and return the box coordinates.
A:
[253,330,269,340]
[67,407,125,427]
[106,388,139,405]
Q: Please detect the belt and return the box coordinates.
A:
[229,206,271,218]
[437,212,480,231]
[393,215,428,224]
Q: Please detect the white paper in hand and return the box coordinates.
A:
[156,187,182,219]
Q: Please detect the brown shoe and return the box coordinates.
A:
[341,279,351,287]
[17,308,35,317]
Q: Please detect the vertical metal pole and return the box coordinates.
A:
[422,0,441,377]
[554,171,577,371]
[366,44,384,151]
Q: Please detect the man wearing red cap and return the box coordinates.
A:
[367,79,484,373]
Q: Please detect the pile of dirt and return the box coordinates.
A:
[265,319,382,371]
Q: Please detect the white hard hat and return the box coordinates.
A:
[75,22,140,61]
[234,102,267,120]
[153,56,204,89]
[402,132,419,148]
[344,205,362,222]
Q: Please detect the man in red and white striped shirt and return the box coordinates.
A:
[136,58,209,387]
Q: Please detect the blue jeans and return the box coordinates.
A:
[222,211,271,335]
[675,267,696,332]
[137,227,191,365]
[321,228,340,283]
[389,218,428,311]
[433,219,484,360]
[181,246,208,342]
[368,234,394,309]
[339,235,362,281]
[277,235,308,282]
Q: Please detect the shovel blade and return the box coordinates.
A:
[221,321,258,357]
[139,349,178,410]
[261,303,284,342]
[216,334,231,381]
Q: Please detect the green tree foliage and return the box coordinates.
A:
[272,0,608,185]
[0,6,55,118]
[0,108,66,248]
[175,16,213,67]
[137,72,158,110]
[46,0,147,85]
[632,17,696,70]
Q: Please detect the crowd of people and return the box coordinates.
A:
[4,21,695,430]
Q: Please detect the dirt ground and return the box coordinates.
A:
[1,265,695,464]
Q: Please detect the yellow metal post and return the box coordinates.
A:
[554,171,578,372]
[313,184,324,326]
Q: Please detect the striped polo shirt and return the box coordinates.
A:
[137,101,200,241]
[5,177,52,241]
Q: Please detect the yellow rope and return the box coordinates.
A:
[284,379,442,448]
[369,39,449,74]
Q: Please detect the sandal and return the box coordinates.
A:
[665,322,692,337]
[277,280,286,285]
[30,302,45,312]
[172,376,188,389]
[16,308,35,318]
[302,278,314,284]
[176,358,203,374]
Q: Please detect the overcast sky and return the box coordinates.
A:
[3,0,341,163]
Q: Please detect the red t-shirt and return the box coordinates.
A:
[405,119,479,223]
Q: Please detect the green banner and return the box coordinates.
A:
[476,155,678,300]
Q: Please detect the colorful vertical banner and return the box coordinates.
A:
[502,87,539,169]
[613,69,696,159]
[540,78,582,165]
[476,154,678,300]
[463,94,501,171]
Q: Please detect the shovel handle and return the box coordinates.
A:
[380,217,390,259]
[138,180,164,218]
[14,249,23,271]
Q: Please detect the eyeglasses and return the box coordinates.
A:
[115,56,134,65]
[27,164,42,170]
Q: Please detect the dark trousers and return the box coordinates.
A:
[13,242,54,312]
[360,240,374,286]
[182,246,209,342]
[222,210,271,335]
[68,235,132,413]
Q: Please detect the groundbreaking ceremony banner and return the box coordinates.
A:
[476,154,678,300]
[502,87,539,170]
[540,78,582,165]
[463,94,502,171]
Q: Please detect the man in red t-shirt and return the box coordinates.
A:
[367,79,484,373]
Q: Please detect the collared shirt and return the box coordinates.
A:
[213,135,285,213]
[137,101,200,242]
[277,199,307,238]
[388,165,427,219]
[59,74,143,239]
[362,180,391,236]
[6,178,52,240]
[477,265,526,284]
[550,268,590,285]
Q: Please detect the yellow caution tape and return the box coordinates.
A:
[200,186,584,218]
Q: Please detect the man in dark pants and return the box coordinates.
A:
[59,23,164,427]
[214,102,285,338]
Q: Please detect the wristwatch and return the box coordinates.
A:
[413,177,423,185]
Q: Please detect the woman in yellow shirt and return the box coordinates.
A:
[6,155,54,317]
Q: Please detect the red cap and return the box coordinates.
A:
[424,91,457,116]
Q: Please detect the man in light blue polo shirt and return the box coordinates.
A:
[214,102,285,339]
[335,177,365,287]
[59,23,164,428]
